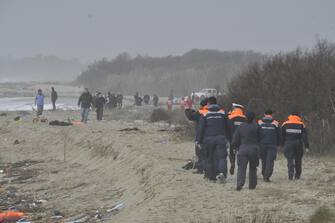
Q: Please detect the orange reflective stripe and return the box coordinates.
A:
[198,105,209,116]
[282,115,305,127]
[228,108,246,120]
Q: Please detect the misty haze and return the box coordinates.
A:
[0,1,334,223]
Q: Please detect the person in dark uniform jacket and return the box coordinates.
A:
[228,103,247,175]
[185,98,208,173]
[281,112,309,180]
[232,111,260,191]
[258,110,281,182]
[197,97,230,183]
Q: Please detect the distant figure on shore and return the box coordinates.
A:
[167,98,173,112]
[143,94,150,104]
[106,92,117,109]
[92,91,99,109]
[51,87,58,111]
[111,93,118,108]
[78,88,93,123]
[153,94,159,107]
[134,92,143,106]
[95,92,106,121]
[116,92,123,109]
[35,89,45,116]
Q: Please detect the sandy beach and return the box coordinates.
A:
[0,107,334,223]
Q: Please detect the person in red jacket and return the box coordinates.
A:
[281,112,309,180]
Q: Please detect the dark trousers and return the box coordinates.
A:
[203,135,227,180]
[52,100,56,110]
[284,141,303,179]
[96,107,104,120]
[194,143,207,172]
[237,145,259,189]
[37,105,44,116]
[260,145,277,179]
[229,144,237,167]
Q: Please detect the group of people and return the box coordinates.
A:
[78,89,124,123]
[185,97,309,191]
[34,87,58,116]
[134,92,159,107]
[78,89,160,123]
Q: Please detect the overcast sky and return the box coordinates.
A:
[1,0,335,62]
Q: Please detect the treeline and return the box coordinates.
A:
[76,49,264,96]
[226,40,335,153]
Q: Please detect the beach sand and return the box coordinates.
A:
[0,109,334,222]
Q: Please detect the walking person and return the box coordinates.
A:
[197,97,230,183]
[51,87,58,111]
[281,112,309,180]
[153,94,159,107]
[95,92,106,121]
[258,110,281,182]
[143,94,150,105]
[228,103,247,175]
[232,111,260,191]
[78,88,93,123]
[167,98,173,112]
[184,98,208,174]
[116,92,123,109]
[35,89,45,116]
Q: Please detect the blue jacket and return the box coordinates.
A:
[258,115,281,146]
[35,94,45,106]
[232,122,261,148]
[196,104,230,144]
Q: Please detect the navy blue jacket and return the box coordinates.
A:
[231,122,261,148]
[196,104,230,144]
[258,115,281,146]
[281,115,309,148]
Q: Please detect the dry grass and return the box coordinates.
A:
[309,206,335,223]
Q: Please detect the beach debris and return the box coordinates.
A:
[14,140,20,145]
[182,161,194,170]
[14,116,21,121]
[107,202,125,213]
[49,120,72,126]
[51,215,63,220]
[16,218,31,223]
[36,199,47,204]
[119,127,139,132]
[65,215,90,223]
[52,210,64,218]
[0,113,7,117]
[0,211,25,222]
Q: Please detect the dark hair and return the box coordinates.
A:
[264,109,273,115]
[246,111,255,123]
[200,98,208,107]
[207,97,217,105]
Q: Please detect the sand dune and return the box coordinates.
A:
[0,109,334,222]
